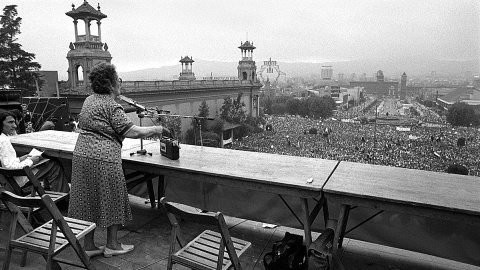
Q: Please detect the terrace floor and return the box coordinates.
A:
[1,195,479,270]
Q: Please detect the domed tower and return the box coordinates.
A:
[65,1,111,92]
[237,41,257,82]
[178,56,195,81]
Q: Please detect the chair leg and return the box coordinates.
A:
[20,250,27,267]
[166,259,173,270]
[2,246,13,270]
[45,254,52,270]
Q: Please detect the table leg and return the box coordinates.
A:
[157,175,165,204]
[146,177,155,208]
[334,204,350,250]
[301,198,312,246]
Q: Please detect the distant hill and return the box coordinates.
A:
[118,57,478,81]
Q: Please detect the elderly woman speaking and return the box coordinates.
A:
[68,63,170,258]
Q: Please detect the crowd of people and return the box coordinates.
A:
[228,97,480,177]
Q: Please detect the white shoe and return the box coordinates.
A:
[103,244,134,257]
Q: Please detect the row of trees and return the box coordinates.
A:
[262,95,337,119]
[0,5,41,96]
[446,102,480,127]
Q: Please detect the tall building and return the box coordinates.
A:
[350,70,399,96]
[65,1,111,92]
[321,66,333,80]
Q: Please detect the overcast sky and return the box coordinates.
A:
[4,0,480,80]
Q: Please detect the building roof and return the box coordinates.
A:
[238,41,256,50]
[316,79,339,87]
[437,87,474,104]
[179,56,194,63]
[66,1,107,19]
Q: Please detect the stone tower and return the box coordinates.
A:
[178,56,195,81]
[65,1,111,92]
[237,41,257,82]
[400,72,407,100]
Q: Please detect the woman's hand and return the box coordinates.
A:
[29,156,40,164]
[19,154,31,162]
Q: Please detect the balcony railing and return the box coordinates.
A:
[120,79,261,93]
[77,35,100,42]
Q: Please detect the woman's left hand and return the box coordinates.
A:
[19,154,31,162]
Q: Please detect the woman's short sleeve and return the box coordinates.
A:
[110,105,135,137]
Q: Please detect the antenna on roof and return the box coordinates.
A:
[246,31,249,41]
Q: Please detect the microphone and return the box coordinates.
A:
[124,107,139,113]
[118,95,146,112]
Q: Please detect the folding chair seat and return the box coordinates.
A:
[0,191,96,270]
[160,197,251,270]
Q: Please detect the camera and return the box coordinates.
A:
[160,137,180,160]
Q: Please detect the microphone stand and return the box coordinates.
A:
[130,111,152,156]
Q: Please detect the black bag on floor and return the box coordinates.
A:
[263,232,307,270]
[307,228,334,270]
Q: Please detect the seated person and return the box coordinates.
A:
[0,109,70,193]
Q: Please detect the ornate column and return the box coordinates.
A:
[73,20,78,42]
[84,18,90,41]
[97,20,102,42]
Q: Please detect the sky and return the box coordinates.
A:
[3,0,480,80]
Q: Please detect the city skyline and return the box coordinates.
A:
[3,0,479,80]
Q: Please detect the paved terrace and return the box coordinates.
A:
[1,195,478,270]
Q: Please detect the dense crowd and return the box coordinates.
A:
[228,97,480,176]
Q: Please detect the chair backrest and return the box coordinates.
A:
[0,190,76,241]
[160,197,242,270]
[0,166,47,196]
[0,190,44,210]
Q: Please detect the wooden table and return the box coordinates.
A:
[11,131,339,245]
[9,130,157,159]
[323,161,480,251]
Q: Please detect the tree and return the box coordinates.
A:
[286,98,301,115]
[0,5,42,96]
[306,95,336,119]
[197,100,209,131]
[220,93,246,124]
[157,115,181,139]
[446,102,476,127]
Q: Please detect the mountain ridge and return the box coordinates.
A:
[117,57,479,81]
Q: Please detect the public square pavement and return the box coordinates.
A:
[1,195,479,270]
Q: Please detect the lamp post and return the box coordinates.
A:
[373,99,378,165]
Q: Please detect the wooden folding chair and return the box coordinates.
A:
[0,191,97,270]
[160,197,251,270]
[0,166,69,267]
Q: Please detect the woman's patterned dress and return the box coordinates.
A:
[68,94,135,228]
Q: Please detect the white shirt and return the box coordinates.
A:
[0,133,33,187]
